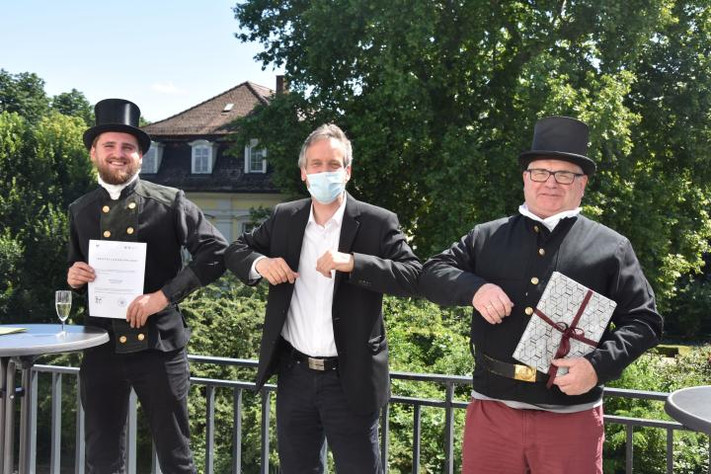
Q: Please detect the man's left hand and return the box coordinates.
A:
[550,357,598,395]
[316,250,354,278]
[126,290,169,328]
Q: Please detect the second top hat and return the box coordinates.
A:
[518,116,596,176]
[82,98,151,154]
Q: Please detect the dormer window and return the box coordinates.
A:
[189,140,216,174]
[141,141,163,173]
[245,139,267,173]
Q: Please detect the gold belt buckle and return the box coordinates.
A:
[308,357,325,371]
[514,364,537,382]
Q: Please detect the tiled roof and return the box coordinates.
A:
[142,82,273,136]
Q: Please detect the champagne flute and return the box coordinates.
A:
[55,290,72,334]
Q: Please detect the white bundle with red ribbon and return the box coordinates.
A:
[512,271,617,388]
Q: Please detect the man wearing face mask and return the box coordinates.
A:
[225,124,421,473]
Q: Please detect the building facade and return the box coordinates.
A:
[141,81,284,242]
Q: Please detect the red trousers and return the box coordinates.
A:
[462,398,604,474]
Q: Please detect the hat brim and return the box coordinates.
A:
[83,124,151,154]
[519,150,596,176]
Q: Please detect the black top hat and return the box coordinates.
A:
[518,116,596,176]
[83,99,151,154]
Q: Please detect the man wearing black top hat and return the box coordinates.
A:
[419,116,662,473]
[66,98,227,473]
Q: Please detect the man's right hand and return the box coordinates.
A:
[67,261,96,289]
[472,283,514,324]
[255,257,298,285]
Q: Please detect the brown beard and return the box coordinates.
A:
[95,161,140,185]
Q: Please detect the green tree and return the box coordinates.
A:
[233,0,711,311]
[0,69,51,124]
[0,70,96,321]
[0,110,94,321]
[52,88,93,125]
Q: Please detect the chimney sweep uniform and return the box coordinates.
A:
[67,98,227,473]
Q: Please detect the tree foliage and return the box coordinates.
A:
[233,0,711,314]
[0,69,51,124]
[0,69,94,125]
[0,110,94,321]
[52,88,93,126]
[0,70,96,321]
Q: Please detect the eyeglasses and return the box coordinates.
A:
[525,168,584,185]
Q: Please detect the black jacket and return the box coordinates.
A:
[68,178,227,352]
[225,194,421,414]
[419,214,663,406]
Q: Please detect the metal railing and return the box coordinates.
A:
[9,355,707,473]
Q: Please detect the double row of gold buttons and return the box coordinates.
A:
[119,333,145,344]
[101,202,137,238]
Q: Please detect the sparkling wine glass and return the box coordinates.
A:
[55,290,72,333]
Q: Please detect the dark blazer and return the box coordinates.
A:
[68,179,227,352]
[225,194,421,414]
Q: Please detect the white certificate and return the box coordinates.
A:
[88,239,147,319]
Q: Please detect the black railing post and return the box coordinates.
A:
[626,425,634,474]
[50,373,61,474]
[126,389,137,474]
[205,385,215,474]
[26,363,38,474]
[412,405,421,474]
[233,388,243,473]
[381,403,390,472]
[666,428,673,474]
[0,358,7,473]
[261,389,271,474]
[75,374,84,474]
[444,382,455,474]
[1,359,16,474]
[18,359,35,473]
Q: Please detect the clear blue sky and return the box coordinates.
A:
[1,0,283,122]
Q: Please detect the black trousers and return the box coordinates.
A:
[80,344,196,474]
[276,352,383,474]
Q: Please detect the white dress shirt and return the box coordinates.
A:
[280,197,347,356]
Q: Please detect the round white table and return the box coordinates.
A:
[0,324,109,474]
[665,385,711,435]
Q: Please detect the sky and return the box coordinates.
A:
[1,0,284,123]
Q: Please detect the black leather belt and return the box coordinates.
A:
[283,339,338,371]
[479,353,546,383]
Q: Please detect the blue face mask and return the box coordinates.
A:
[306,169,347,204]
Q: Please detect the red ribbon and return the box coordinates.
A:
[532,290,597,389]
